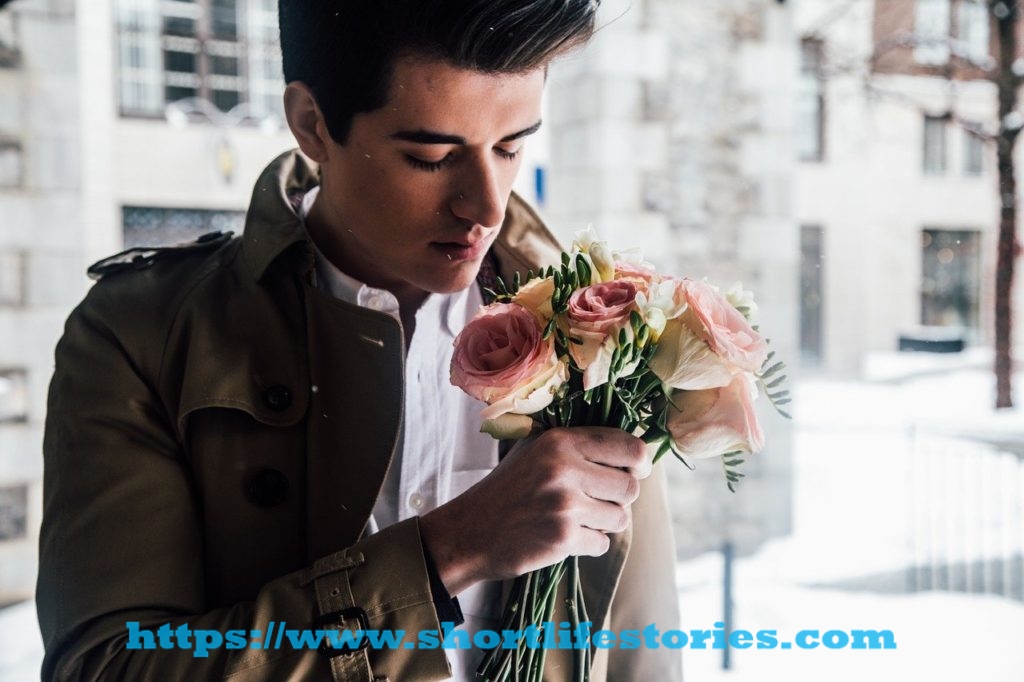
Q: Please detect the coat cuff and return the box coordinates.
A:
[304,517,453,680]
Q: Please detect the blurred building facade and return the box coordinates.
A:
[795,0,1024,372]
[0,0,299,604]
[544,0,799,559]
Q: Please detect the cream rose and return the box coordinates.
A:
[666,374,765,459]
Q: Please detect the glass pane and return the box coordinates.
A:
[0,485,28,541]
[212,0,239,39]
[800,226,824,364]
[0,368,28,423]
[122,206,244,248]
[915,0,952,65]
[923,116,947,174]
[211,54,239,76]
[212,89,241,112]
[165,84,198,103]
[920,229,980,330]
[964,129,984,176]
[0,251,25,307]
[165,49,197,73]
[163,15,197,37]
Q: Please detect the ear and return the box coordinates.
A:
[283,82,331,163]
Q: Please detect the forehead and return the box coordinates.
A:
[368,55,546,139]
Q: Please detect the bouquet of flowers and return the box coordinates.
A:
[450,230,789,681]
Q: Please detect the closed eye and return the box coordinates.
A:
[405,153,454,172]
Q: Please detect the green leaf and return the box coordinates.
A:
[765,374,787,389]
[575,254,592,286]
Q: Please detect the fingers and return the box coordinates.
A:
[579,462,641,506]
[575,527,612,558]
[536,428,655,475]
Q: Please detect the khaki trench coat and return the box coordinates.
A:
[36,150,682,681]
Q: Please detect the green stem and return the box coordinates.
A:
[601,381,614,424]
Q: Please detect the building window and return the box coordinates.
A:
[122,206,244,248]
[799,39,825,162]
[0,368,28,424]
[0,137,23,187]
[956,0,990,65]
[921,229,980,331]
[963,126,984,176]
[115,0,283,118]
[915,0,952,65]
[0,484,28,541]
[0,9,20,68]
[0,251,25,307]
[800,225,824,365]
[923,115,947,175]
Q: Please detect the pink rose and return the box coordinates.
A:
[451,303,567,436]
[679,279,768,372]
[666,374,765,459]
[650,279,768,390]
[565,280,639,389]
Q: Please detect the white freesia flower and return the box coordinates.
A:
[725,281,758,318]
[589,241,616,283]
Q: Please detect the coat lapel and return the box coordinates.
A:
[302,285,406,562]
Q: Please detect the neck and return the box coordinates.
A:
[306,194,430,316]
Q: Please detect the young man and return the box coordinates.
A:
[36,1,682,680]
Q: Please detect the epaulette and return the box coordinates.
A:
[87,230,234,281]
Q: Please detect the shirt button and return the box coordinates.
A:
[408,493,425,512]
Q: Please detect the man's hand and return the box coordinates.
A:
[419,427,651,596]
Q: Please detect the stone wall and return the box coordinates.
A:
[546,0,798,559]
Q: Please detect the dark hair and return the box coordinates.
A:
[279,0,600,144]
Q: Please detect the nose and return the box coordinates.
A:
[450,154,508,229]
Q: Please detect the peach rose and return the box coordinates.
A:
[511,276,556,323]
[564,280,639,389]
[666,374,765,459]
[451,302,568,438]
[613,259,661,298]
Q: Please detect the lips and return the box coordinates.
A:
[431,231,496,262]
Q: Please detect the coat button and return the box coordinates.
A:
[264,385,292,411]
[245,468,289,508]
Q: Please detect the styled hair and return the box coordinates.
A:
[278,0,600,143]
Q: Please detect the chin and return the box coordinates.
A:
[425,266,484,295]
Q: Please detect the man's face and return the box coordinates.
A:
[309,55,546,301]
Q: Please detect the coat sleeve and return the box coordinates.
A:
[36,297,453,681]
[606,465,684,681]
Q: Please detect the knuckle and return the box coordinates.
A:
[623,475,641,503]
[629,436,647,462]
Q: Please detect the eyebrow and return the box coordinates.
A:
[389,120,543,145]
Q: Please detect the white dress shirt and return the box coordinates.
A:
[301,187,501,680]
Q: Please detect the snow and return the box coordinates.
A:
[678,353,1024,681]
[2,353,1022,681]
